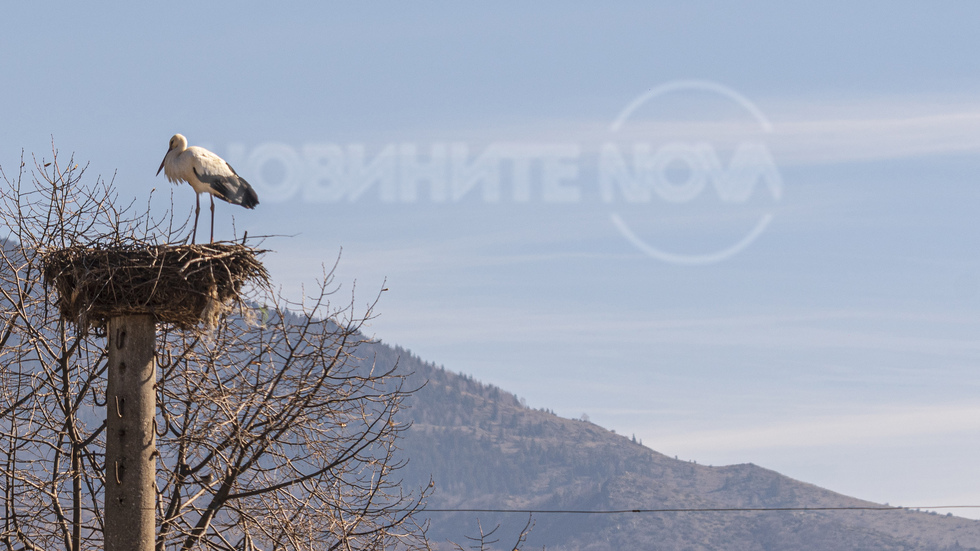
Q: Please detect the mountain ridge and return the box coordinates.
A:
[361,340,980,550]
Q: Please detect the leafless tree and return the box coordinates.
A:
[0,147,429,550]
[447,515,536,551]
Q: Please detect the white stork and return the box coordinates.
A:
[156,133,259,244]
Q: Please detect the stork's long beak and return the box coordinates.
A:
[156,155,166,176]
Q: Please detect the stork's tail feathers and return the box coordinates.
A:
[232,177,259,209]
[193,167,260,209]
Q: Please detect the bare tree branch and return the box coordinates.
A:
[0,145,431,550]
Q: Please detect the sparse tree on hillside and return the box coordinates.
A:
[448,516,535,551]
[0,149,429,550]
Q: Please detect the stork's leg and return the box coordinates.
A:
[192,193,201,244]
[210,195,216,243]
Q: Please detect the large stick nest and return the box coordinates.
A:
[41,243,269,330]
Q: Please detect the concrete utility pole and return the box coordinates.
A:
[104,315,157,551]
[42,242,267,551]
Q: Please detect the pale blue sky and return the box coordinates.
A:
[3,2,980,516]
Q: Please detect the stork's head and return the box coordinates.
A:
[157,133,188,176]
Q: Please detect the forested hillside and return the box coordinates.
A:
[358,341,980,550]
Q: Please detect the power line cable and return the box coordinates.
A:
[423,505,980,515]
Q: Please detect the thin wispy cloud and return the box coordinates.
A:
[649,404,980,452]
[369,94,980,168]
[366,303,980,357]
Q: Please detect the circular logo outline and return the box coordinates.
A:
[609,80,780,266]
